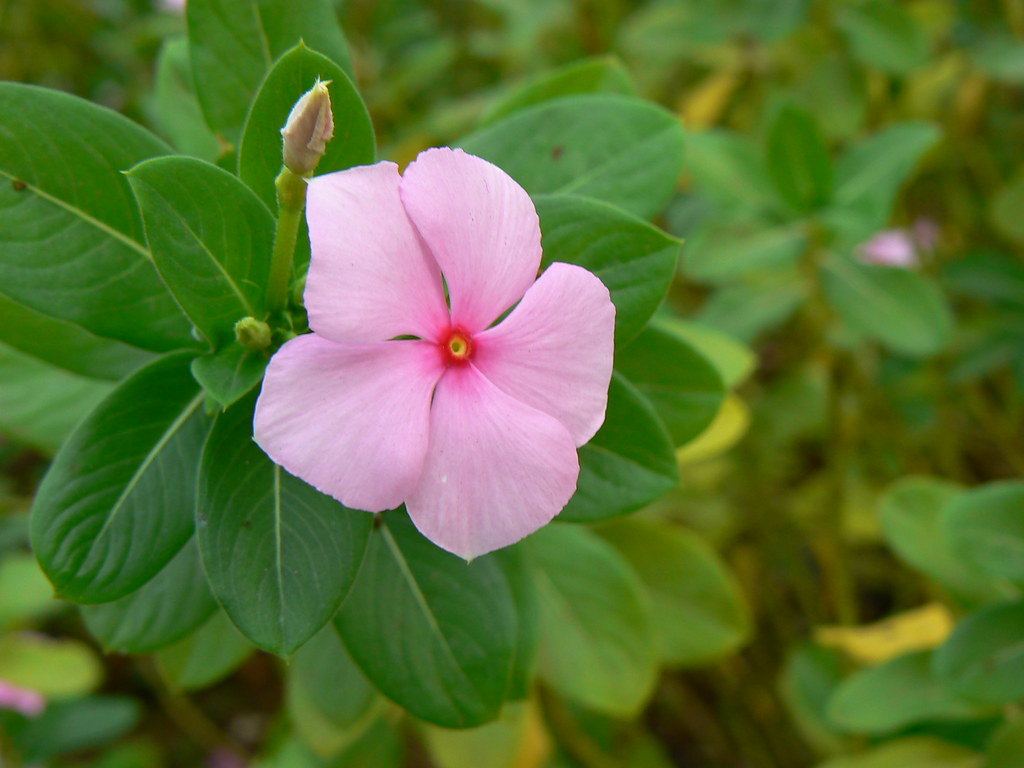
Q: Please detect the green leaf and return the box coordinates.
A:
[615,322,725,446]
[14,696,141,763]
[944,481,1024,586]
[652,317,755,388]
[422,701,539,768]
[187,0,352,143]
[239,43,375,212]
[828,651,990,734]
[0,343,112,454]
[0,553,56,629]
[684,130,778,213]
[779,643,849,754]
[560,373,678,523]
[985,718,1024,768]
[697,278,807,343]
[0,82,192,351]
[461,94,685,219]
[525,523,658,717]
[837,0,931,75]
[534,194,678,345]
[482,55,635,125]
[822,253,954,358]
[153,36,220,162]
[597,519,749,666]
[765,103,832,212]
[288,625,382,758]
[493,547,540,701]
[191,344,269,409]
[0,293,154,381]
[683,220,807,285]
[31,352,211,603]
[879,477,1001,605]
[0,634,101,698]
[817,737,982,768]
[156,610,254,691]
[197,396,372,657]
[934,599,1024,705]
[80,537,217,654]
[127,156,275,349]
[335,509,517,728]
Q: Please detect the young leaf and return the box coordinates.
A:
[187,0,352,143]
[197,396,372,657]
[191,344,269,409]
[0,83,192,351]
[239,43,375,213]
[597,519,750,666]
[934,599,1024,705]
[127,156,275,349]
[335,509,517,729]
[615,322,725,446]
[525,523,658,717]
[461,94,685,220]
[31,352,211,603]
[154,36,220,162]
[765,103,832,212]
[81,537,217,654]
[822,252,954,358]
[0,634,101,699]
[942,481,1024,586]
[534,194,679,346]
[560,373,678,523]
[156,610,254,691]
[827,651,990,735]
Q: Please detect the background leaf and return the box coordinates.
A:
[934,599,1024,705]
[156,610,254,692]
[153,36,220,162]
[942,481,1024,586]
[765,103,832,212]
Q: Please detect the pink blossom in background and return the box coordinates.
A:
[206,749,248,768]
[254,148,615,559]
[857,229,918,268]
[0,679,45,717]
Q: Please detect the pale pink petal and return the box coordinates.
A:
[306,163,450,343]
[0,680,45,717]
[405,365,579,559]
[473,263,615,446]
[254,334,445,511]
[400,147,542,333]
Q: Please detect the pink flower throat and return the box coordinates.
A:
[441,327,474,366]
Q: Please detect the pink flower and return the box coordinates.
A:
[857,229,919,268]
[254,148,615,559]
[0,680,45,717]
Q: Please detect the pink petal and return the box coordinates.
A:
[474,263,615,446]
[405,364,579,560]
[306,163,450,343]
[0,680,45,717]
[254,334,445,511]
[400,147,542,333]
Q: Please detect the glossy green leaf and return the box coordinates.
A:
[560,373,678,523]
[985,718,1024,768]
[0,343,112,454]
[239,43,375,212]
[615,323,725,446]
[31,352,210,603]
[597,519,749,666]
[822,253,954,358]
[156,610,254,691]
[526,523,658,717]
[0,293,154,381]
[0,634,101,698]
[128,156,275,349]
[535,194,679,346]
[836,0,931,75]
[335,509,517,728]
[153,36,220,162]
[934,599,1024,705]
[766,103,832,212]
[943,481,1024,586]
[828,651,989,734]
[197,397,372,657]
[288,625,382,758]
[0,83,192,351]
[81,537,217,654]
[879,477,1000,605]
[461,94,685,219]
[191,344,269,409]
[817,737,982,768]
[187,0,352,142]
[482,55,635,125]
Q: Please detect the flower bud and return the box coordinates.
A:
[234,317,272,351]
[281,80,334,176]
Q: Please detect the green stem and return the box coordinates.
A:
[266,167,308,313]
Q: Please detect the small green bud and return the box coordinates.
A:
[234,317,272,351]
[281,79,334,176]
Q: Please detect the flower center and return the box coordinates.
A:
[442,329,473,365]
